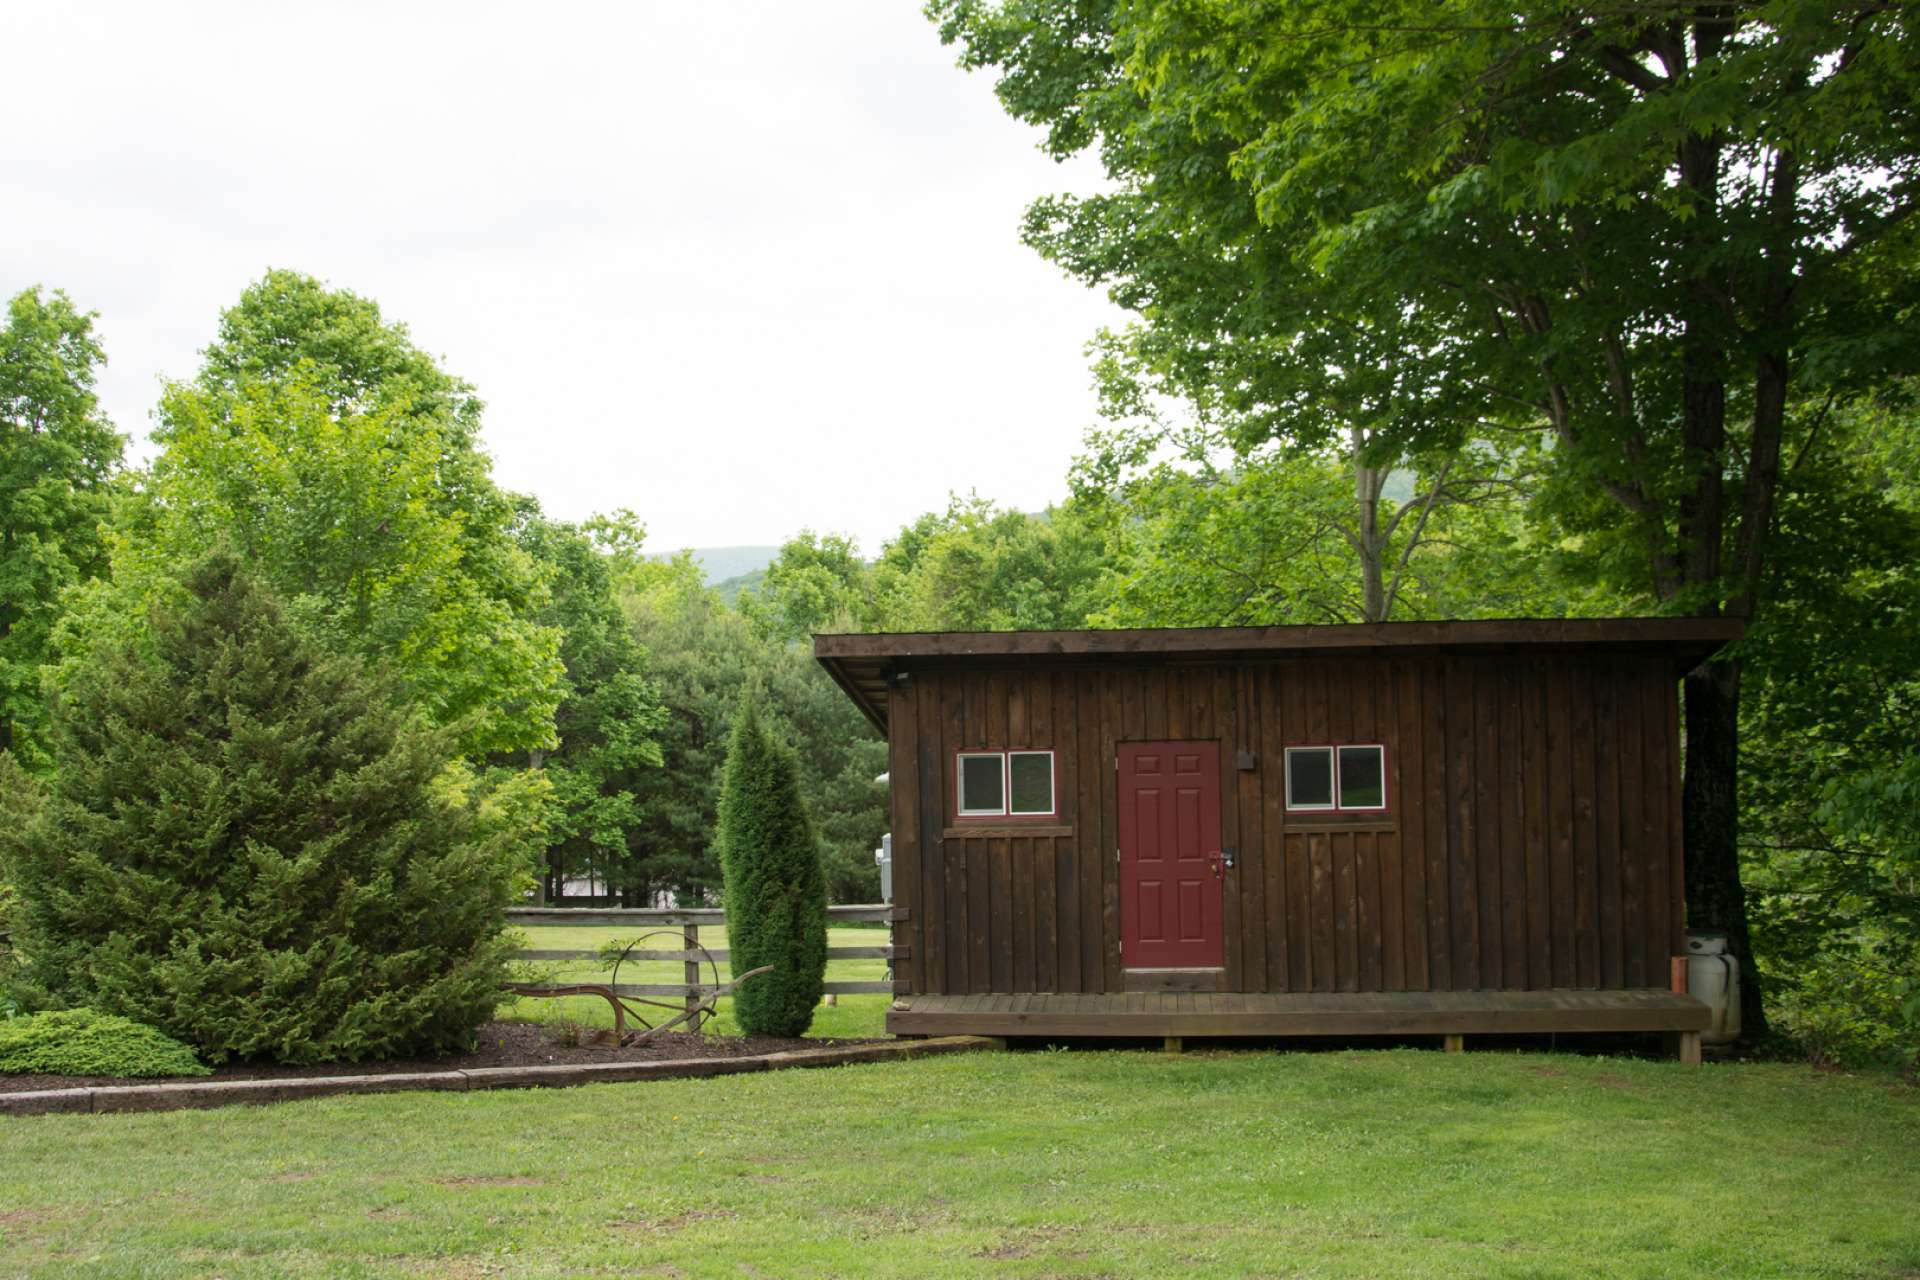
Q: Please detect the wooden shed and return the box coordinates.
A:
[815,619,1738,1057]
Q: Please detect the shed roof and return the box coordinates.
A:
[814,617,1742,733]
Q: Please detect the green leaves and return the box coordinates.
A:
[0,1008,210,1078]
[2,554,527,1064]
[133,373,564,756]
[863,496,1108,633]
[62,273,567,761]
[717,697,827,1038]
[502,506,666,898]
[0,288,124,767]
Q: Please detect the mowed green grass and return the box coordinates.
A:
[502,923,889,1039]
[2,1049,1914,1279]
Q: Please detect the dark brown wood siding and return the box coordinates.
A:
[888,653,1684,996]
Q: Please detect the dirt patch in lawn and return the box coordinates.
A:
[975,1227,1074,1260]
[0,1020,883,1094]
[609,1208,737,1234]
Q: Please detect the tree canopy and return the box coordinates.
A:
[68,275,564,758]
[933,0,1920,1036]
[505,504,666,901]
[0,288,123,767]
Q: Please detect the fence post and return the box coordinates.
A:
[684,921,701,1030]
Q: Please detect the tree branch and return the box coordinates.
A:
[1592,43,1669,93]
[1382,457,1454,614]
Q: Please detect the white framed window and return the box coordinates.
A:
[1285,746,1336,811]
[1338,745,1387,810]
[1008,751,1056,816]
[1285,743,1388,812]
[957,752,1006,816]
[954,749,1056,819]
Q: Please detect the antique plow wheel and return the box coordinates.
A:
[506,929,772,1045]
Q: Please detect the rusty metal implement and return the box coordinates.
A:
[504,929,772,1044]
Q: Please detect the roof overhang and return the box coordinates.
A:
[814,617,1743,734]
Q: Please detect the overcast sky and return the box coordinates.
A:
[3,3,1123,554]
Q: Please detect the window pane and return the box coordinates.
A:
[1287,747,1334,808]
[959,754,1004,813]
[1339,745,1385,808]
[1009,752,1054,814]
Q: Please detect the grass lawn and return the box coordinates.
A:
[1,1048,1914,1278]
[504,923,889,1040]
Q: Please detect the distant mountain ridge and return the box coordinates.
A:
[713,568,766,605]
[651,545,780,596]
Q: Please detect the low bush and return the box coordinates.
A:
[0,1008,211,1078]
[1770,945,1919,1082]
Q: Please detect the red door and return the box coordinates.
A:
[1119,741,1224,969]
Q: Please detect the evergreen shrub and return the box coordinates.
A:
[0,553,528,1064]
[717,698,827,1037]
[0,1009,210,1078]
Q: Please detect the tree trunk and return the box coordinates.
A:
[1351,426,1389,623]
[1683,658,1769,1038]
[528,747,549,905]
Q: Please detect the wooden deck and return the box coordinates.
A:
[887,989,1709,1039]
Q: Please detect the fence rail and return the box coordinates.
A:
[505,905,903,1007]
[508,905,894,927]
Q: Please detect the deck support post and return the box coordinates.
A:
[1163,1036,1184,1054]
[1442,1033,1465,1054]
[1670,1031,1702,1066]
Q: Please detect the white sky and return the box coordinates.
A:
[2,3,1123,554]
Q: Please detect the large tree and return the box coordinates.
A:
[70,274,563,758]
[1071,426,1602,627]
[933,0,1920,1033]
[504,505,665,903]
[1736,395,1920,1066]
[0,289,123,766]
[617,551,763,903]
[2,553,527,1064]
[739,536,894,897]
[865,496,1108,632]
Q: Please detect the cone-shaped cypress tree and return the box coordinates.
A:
[0,552,527,1064]
[716,696,826,1037]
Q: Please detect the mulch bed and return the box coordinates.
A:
[0,1019,885,1095]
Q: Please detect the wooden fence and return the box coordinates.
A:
[505,905,904,1014]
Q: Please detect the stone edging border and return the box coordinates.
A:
[0,1035,999,1117]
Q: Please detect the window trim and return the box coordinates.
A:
[952,748,1057,821]
[1007,749,1058,818]
[956,751,1009,817]
[1283,745,1337,812]
[1284,742,1389,813]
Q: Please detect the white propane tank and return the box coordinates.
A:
[1686,930,1742,1045]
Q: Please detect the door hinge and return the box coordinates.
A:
[1115,848,1122,864]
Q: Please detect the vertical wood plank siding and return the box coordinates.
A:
[889,654,1683,996]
